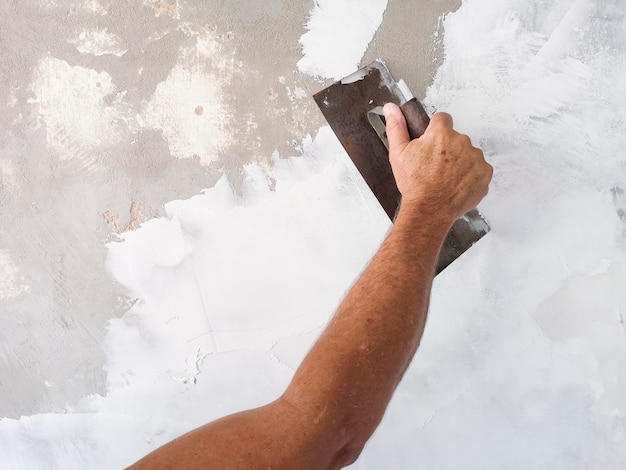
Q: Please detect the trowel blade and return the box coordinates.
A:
[313,59,489,274]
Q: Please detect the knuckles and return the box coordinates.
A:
[390,120,493,209]
[458,134,472,147]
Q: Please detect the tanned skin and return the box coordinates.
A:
[129,103,493,469]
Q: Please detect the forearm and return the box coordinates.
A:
[128,106,492,470]
[130,201,451,470]
[282,199,452,462]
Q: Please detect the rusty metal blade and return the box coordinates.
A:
[314,59,489,274]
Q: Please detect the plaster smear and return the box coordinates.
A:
[297,0,388,80]
[29,57,132,159]
[0,250,30,301]
[139,30,234,164]
[0,157,19,193]
[68,28,128,57]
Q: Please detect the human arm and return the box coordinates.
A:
[129,104,493,469]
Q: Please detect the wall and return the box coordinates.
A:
[1,0,625,468]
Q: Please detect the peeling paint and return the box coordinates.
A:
[153,0,180,19]
[103,202,148,234]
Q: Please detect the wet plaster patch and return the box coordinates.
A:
[297,0,389,80]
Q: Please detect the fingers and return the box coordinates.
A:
[383,103,410,153]
[428,112,453,131]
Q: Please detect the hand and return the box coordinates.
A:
[383,103,493,223]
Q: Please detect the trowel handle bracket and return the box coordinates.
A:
[367,98,431,150]
[367,106,390,150]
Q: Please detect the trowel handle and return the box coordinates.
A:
[400,98,430,140]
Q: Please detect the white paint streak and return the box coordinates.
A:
[297,0,388,80]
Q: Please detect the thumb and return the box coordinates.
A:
[383,103,410,153]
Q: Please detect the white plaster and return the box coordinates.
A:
[0,250,30,301]
[105,125,388,362]
[139,30,234,164]
[7,88,19,109]
[290,86,307,100]
[37,0,108,15]
[297,0,388,80]
[0,159,19,194]
[69,28,128,57]
[29,57,132,157]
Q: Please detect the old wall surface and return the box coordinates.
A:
[1,0,626,469]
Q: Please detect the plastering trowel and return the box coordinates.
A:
[314,60,489,274]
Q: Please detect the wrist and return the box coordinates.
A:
[395,197,454,235]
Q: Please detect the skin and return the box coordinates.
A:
[130,103,493,469]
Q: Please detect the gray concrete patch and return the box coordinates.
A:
[363,0,462,101]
